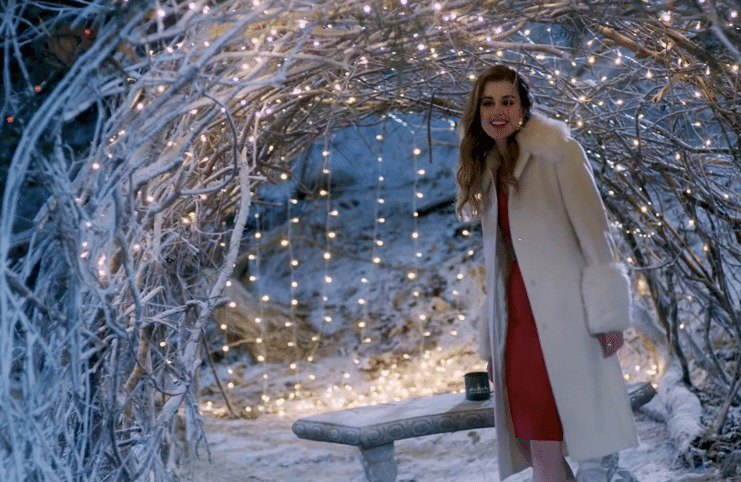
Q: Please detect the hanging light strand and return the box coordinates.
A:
[410,127,427,350]
[286,191,300,373]
[303,141,335,383]
[252,212,270,412]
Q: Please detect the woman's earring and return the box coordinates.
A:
[518,117,524,128]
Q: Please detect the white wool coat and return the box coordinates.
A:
[473,113,639,480]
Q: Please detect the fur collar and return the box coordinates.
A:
[516,111,571,157]
[482,112,572,187]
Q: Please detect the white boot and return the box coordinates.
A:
[576,453,636,482]
[576,457,608,482]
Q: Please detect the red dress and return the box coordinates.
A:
[497,178,564,441]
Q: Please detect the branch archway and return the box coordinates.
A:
[0,0,739,479]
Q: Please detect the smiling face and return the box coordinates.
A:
[479,80,527,150]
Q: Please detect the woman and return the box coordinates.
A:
[456,65,638,481]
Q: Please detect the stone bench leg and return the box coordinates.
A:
[358,443,397,482]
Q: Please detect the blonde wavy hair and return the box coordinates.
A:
[455,65,533,220]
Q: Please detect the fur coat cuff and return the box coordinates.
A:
[581,262,633,334]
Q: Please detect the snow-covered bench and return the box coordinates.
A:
[291,383,655,482]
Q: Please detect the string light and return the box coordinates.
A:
[358,120,389,348]
[252,212,269,408]
[287,193,300,371]
[303,142,336,387]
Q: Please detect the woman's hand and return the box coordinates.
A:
[598,332,624,358]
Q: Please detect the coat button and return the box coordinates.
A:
[517,237,522,242]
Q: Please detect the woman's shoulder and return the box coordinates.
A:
[517,112,574,159]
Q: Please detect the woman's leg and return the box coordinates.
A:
[530,440,575,482]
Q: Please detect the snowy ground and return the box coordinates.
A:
[183,118,730,481]
[183,390,719,482]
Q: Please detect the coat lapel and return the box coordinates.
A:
[481,149,500,198]
[513,115,541,182]
[513,150,532,182]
